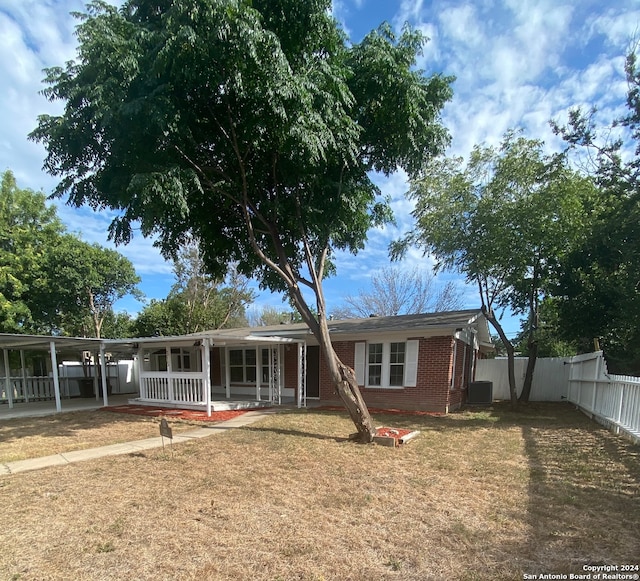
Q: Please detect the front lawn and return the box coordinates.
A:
[1,403,638,580]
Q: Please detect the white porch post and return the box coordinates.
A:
[49,341,62,412]
[137,346,144,399]
[255,346,260,401]
[99,343,109,408]
[3,349,13,409]
[94,351,100,401]
[20,350,28,403]
[297,342,305,409]
[203,339,212,417]
[166,346,174,403]
[224,346,231,399]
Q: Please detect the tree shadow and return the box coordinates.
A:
[516,405,640,573]
[239,425,351,443]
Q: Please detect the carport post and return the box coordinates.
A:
[49,341,62,412]
[100,343,109,408]
[3,349,13,409]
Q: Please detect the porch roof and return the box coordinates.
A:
[0,330,302,356]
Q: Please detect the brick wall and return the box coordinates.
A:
[318,336,458,413]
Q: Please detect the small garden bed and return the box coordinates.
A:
[373,426,420,447]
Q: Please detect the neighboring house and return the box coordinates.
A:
[0,309,493,415]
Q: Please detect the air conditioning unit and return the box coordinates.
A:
[467,381,493,405]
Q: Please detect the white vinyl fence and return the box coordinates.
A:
[475,356,570,401]
[567,351,640,444]
[476,352,640,444]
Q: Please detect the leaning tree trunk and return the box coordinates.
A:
[483,307,518,409]
[315,319,377,443]
[285,279,378,442]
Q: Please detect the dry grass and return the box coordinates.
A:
[0,410,198,462]
[1,403,639,580]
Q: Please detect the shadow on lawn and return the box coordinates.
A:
[240,425,351,443]
[518,404,640,572]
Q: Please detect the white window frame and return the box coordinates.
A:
[228,348,258,384]
[355,340,419,389]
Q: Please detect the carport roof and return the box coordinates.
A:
[0,331,301,355]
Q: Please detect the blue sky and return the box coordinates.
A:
[0,0,638,338]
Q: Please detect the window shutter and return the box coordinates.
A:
[404,340,419,387]
[354,342,366,386]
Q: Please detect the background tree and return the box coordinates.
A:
[0,170,65,332]
[31,0,453,441]
[551,47,640,373]
[132,244,254,337]
[332,265,462,319]
[248,305,298,327]
[394,131,598,405]
[42,235,142,338]
[1,170,141,336]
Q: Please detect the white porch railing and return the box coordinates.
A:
[1,376,63,402]
[139,372,204,404]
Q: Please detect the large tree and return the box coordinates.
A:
[332,265,462,319]
[31,0,453,441]
[551,48,640,372]
[42,235,142,338]
[394,132,599,405]
[0,170,66,332]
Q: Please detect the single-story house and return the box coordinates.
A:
[1,309,492,415]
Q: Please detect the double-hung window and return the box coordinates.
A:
[229,348,257,383]
[356,340,418,389]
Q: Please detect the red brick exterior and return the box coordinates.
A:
[317,335,472,413]
[210,336,475,413]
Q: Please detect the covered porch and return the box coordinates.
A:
[126,332,307,415]
[0,331,308,418]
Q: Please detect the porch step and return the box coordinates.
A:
[127,398,274,412]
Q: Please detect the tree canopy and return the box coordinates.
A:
[31,0,453,440]
[0,170,65,332]
[0,169,141,337]
[394,131,599,404]
[551,48,640,373]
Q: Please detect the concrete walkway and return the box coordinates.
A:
[1,408,276,476]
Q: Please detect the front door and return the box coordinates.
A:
[306,346,320,399]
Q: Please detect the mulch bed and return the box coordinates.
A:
[101,404,254,422]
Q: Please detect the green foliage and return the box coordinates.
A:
[398,131,598,322]
[551,49,640,372]
[0,169,141,336]
[30,0,453,332]
[0,171,66,332]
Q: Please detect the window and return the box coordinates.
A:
[229,349,257,383]
[367,343,383,386]
[389,342,406,386]
[356,340,419,389]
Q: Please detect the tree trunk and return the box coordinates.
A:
[519,338,538,403]
[287,285,377,442]
[315,318,377,443]
[482,307,518,409]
